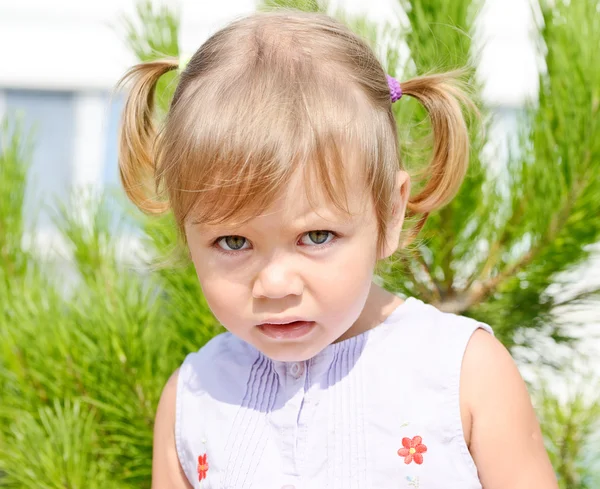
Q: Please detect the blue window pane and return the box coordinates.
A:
[103,93,125,189]
[5,89,74,230]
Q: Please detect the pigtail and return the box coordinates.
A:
[399,71,474,243]
[117,59,179,214]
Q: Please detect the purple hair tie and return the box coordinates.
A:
[387,74,403,103]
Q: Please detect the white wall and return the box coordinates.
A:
[0,0,138,90]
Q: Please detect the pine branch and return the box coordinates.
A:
[462,175,587,312]
[553,288,600,309]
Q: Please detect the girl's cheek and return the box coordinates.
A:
[201,283,243,324]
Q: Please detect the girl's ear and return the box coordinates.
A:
[379,171,411,260]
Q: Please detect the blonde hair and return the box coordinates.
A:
[118,11,472,255]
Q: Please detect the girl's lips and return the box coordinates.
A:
[258,321,316,340]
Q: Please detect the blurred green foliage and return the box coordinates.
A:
[0,0,599,487]
[0,118,31,280]
[535,376,600,489]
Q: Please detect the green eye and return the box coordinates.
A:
[302,231,333,246]
[308,231,329,244]
[219,236,247,251]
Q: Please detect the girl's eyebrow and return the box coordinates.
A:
[291,209,355,226]
[191,208,356,233]
[191,221,245,232]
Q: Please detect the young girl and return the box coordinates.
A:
[118,10,558,489]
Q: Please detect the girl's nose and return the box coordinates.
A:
[252,258,303,299]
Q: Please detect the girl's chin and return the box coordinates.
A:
[251,328,330,363]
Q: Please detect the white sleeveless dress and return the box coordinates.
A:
[176,297,492,489]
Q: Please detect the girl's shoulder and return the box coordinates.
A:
[458,320,558,486]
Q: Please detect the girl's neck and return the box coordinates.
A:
[334,282,404,343]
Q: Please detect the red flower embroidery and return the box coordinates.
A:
[398,436,427,465]
[197,453,209,481]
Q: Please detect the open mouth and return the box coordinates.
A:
[257,321,316,340]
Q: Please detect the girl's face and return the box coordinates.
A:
[185,169,408,362]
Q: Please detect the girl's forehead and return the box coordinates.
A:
[278,166,371,217]
[258,187,371,227]
[191,169,373,231]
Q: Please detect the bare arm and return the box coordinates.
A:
[461,330,558,489]
[152,369,193,489]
